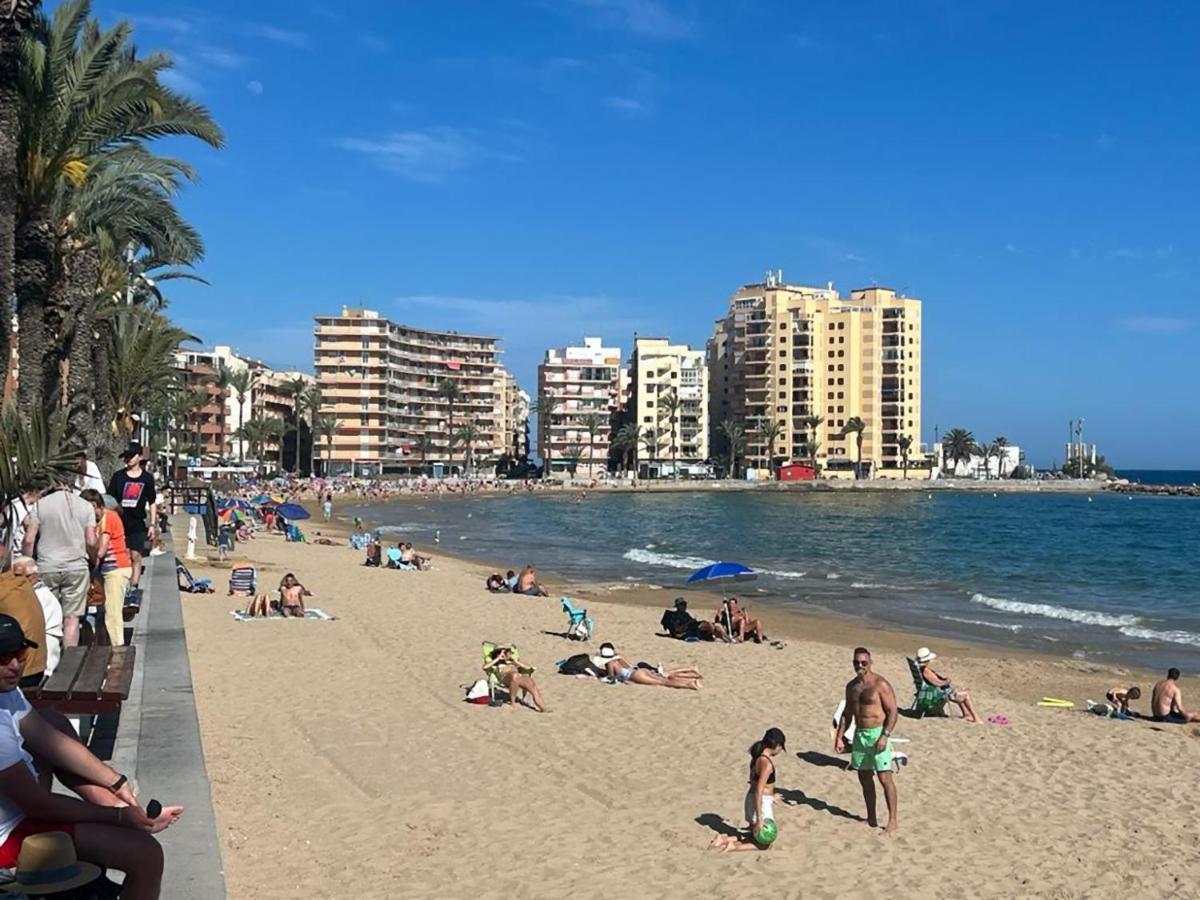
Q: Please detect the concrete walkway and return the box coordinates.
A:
[111,547,227,899]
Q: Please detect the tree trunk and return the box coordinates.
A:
[91,318,117,475]
[14,214,55,414]
[63,245,100,451]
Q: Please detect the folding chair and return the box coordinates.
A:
[561,597,594,641]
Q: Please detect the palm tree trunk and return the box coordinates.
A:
[64,245,100,451]
[237,398,245,463]
[91,319,116,473]
[15,214,56,413]
[446,405,455,475]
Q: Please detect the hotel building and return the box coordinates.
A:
[708,271,924,477]
[537,337,623,475]
[313,307,524,475]
[627,337,709,475]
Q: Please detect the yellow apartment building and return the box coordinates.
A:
[708,271,924,477]
[537,337,623,476]
[627,337,709,476]
[313,307,521,475]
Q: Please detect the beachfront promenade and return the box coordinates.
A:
[115,544,226,899]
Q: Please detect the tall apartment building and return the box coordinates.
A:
[708,271,923,477]
[495,370,531,463]
[537,337,623,475]
[627,337,709,475]
[313,307,523,475]
[173,346,314,464]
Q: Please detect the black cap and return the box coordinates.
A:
[674,597,687,609]
[764,726,787,751]
[0,614,38,653]
[121,447,139,463]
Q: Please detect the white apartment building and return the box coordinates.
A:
[537,337,623,476]
[628,337,709,476]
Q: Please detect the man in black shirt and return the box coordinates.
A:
[106,445,157,595]
[660,598,727,641]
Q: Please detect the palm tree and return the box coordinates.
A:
[311,414,338,477]
[897,434,913,479]
[0,0,42,390]
[164,386,206,480]
[755,419,784,476]
[0,406,76,539]
[410,433,431,475]
[942,427,974,476]
[531,394,560,472]
[302,386,322,477]
[208,361,234,461]
[580,411,605,477]
[13,1,223,415]
[234,419,267,472]
[105,305,196,438]
[613,421,641,474]
[454,423,481,475]
[803,415,824,474]
[840,416,866,479]
[437,379,462,475]
[718,418,746,479]
[282,376,310,473]
[228,368,256,463]
[563,441,586,477]
[259,415,286,475]
[974,441,996,480]
[640,428,660,475]
[994,435,1010,478]
[658,390,681,478]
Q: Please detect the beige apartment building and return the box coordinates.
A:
[708,271,924,477]
[537,337,623,475]
[627,337,709,475]
[313,307,522,475]
[495,369,532,463]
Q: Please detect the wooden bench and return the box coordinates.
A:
[25,646,137,716]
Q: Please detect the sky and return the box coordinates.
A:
[91,0,1200,469]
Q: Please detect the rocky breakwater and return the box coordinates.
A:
[1106,481,1200,497]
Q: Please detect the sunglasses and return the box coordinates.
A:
[0,648,29,666]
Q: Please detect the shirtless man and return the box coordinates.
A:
[834,647,899,833]
[278,573,310,618]
[515,565,548,597]
[1150,668,1200,723]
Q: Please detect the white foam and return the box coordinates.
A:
[851,581,915,591]
[758,568,806,579]
[622,548,717,570]
[969,593,1140,628]
[939,615,1022,633]
[825,573,841,580]
[1118,626,1200,648]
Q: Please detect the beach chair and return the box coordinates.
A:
[481,642,534,704]
[228,566,258,596]
[176,560,214,594]
[561,597,593,641]
[285,524,306,543]
[906,657,948,717]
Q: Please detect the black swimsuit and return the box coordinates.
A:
[749,754,776,785]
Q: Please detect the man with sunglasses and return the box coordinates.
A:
[833,647,900,833]
[0,614,183,898]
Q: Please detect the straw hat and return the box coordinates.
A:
[0,831,101,894]
[916,647,936,664]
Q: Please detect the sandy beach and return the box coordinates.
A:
[177,521,1200,899]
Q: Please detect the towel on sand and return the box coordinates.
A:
[229,608,337,622]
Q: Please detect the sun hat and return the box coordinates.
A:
[916,647,936,663]
[599,643,617,659]
[0,614,38,655]
[0,831,101,894]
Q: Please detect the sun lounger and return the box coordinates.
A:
[561,597,593,641]
[906,657,948,717]
[176,560,214,594]
[228,566,258,596]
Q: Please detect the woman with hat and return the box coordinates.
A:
[593,643,703,690]
[916,647,982,723]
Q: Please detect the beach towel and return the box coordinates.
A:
[229,608,337,622]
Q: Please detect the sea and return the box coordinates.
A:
[355,483,1200,673]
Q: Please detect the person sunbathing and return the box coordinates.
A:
[917,647,982,723]
[278,574,311,618]
[514,565,548,596]
[1150,669,1200,723]
[594,643,702,690]
[400,543,431,570]
[486,573,509,592]
[718,599,766,643]
[661,598,726,641]
[483,646,549,712]
[1105,685,1141,715]
[244,594,275,617]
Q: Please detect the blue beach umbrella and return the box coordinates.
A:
[250,494,273,506]
[275,502,311,521]
[219,498,252,512]
[688,562,758,641]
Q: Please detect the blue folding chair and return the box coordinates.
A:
[561,597,593,641]
[176,560,214,594]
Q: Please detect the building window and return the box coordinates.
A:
[837,378,844,385]
[838,406,844,413]
[827,378,834,385]
[828,365,835,372]
[839,322,845,330]
[779,364,787,371]
[643,416,652,423]
[827,406,834,413]
[837,350,844,358]
[778,392,786,399]
[837,392,844,399]
[839,336,845,343]
[828,337,835,344]
[837,365,844,372]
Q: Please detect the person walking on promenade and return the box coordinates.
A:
[834,646,900,833]
[80,490,133,647]
[106,447,157,601]
[20,479,95,648]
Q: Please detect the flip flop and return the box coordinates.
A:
[987,715,1010,725]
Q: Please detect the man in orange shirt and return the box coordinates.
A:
[80,491,132,647]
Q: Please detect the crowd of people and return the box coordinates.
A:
[0,442,183,897]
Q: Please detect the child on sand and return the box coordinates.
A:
[709,727,786,852]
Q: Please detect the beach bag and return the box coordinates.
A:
[464,679,491,704]
[557,653,604,677]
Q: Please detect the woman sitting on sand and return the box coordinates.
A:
[709,727,786,852]
[483,646,549,712]
[594,643,703,690]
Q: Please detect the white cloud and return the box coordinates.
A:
[126,13,198,34]
[359,34,390,53]
[337,127,509,182]
[240,23,310,48]
[247,80,264,95]
[1116,316,1191,335]
[567,0,697,40]
[197,45,246,69]
[605,96,646,114]
[160,64,203,96]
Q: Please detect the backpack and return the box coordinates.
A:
[464,679,491,704]
[557,653,603,677]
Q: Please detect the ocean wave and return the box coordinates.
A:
[375,523,428,533]
[1118,626,1200,648]
[969,593,1140,628]
[939,615,1022,633]
[825,573,841,580]
[759,568,806,579]
[622,548,717,570]
[851,581,916,591]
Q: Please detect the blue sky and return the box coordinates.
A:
[94,0,1199,468]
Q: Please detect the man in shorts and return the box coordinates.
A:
[20,480,95,648]
[834,646,899,833]
[1150,668,1200,723]
[106,446,157,599]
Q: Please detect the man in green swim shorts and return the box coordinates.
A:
[834,647,899,833]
